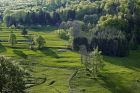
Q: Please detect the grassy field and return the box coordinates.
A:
[70,50,140,93]
[0,26,140,93]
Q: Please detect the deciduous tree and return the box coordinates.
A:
[0,56,27,93]
[35,35,46,49]
[9,33,17,47]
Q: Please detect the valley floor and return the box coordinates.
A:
[0,27,140,93]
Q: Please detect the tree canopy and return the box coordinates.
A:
[0,56,27,93]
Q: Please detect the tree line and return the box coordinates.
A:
[8,29,46,50]
[4,10,60,27]
[1,0,140,57]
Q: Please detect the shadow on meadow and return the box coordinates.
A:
[99,73,132,93]
[40,47,59,58]
[0,43,6,53]
[70,69,139,93]
[104,57,140,71]
[104,49,140,71]
[29,26,57,32]
[13,50,27,59]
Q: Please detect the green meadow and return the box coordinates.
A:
[0,27,140,93]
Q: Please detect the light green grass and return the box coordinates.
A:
[71,50,140,93]
[0,27,140,93]
[27,67,74,93]
[0,27,81,93]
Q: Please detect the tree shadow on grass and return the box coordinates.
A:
[13,50,27,59]
[40,47,59,58]
[104,55,140,71]
[98,73,132,93]
[70,69,135,93]
[29,26,57,32]
[0,43,6,53]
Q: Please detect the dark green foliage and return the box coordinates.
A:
[21,27,28,36]
[35,35,46,49]
[73,27,129,57]
[129,34,138,50]
[58,9,76,21]
[5,16,17,27]
[9,33,17,47]
[0,56,26,93]
[52,12,61,25]
[73,37,89,51]
[136,30,140,44]
[104,0,120,14]
[57,29,70,40]
[4,10,60,27]
[67,10,76,20]
[90,27,129,57]
[98,15,128,31]
[0,15,2,22]
[13,50,28,59]
[84,14,99,24]
[38,10,52,26]
[0,43,6,53]
[1,0,140,57]
[49,80,56,86]
[84,47,104,78]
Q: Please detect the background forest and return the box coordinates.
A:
[0,0,140,93]
[0,0,140,56]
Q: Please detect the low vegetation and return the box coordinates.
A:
[0,0,140,93]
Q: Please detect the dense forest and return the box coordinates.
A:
[0,0,140,93]
[0,0,140,56]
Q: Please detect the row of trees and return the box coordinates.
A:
[58,20,129,57]
[8,32,46,49]
[80,46,104,78]
[3,8,76,27]
[1,0,140,57]
[58,0,140,45]
[4,10,61,27]
[90,27,129,57]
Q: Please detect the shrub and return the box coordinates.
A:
[57,29,70,40]
[35,35,46,49]
[0,56,27,93]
